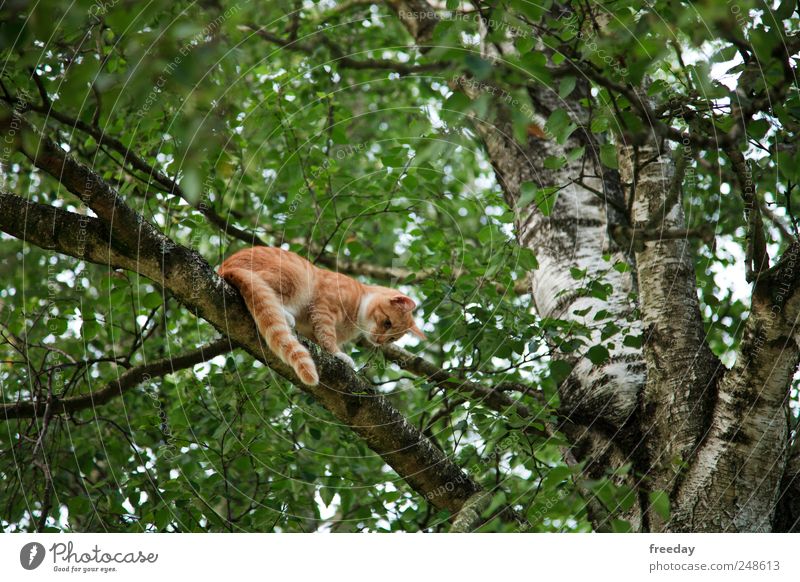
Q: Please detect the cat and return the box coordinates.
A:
[218,246,426,386]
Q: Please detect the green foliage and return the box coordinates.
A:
[1,0,799,533]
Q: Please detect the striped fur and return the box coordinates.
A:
[218,247,425,386]
[218,266,319,385]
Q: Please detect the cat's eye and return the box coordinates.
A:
[383,319,392,329]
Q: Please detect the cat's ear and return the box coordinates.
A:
[390,295,416,312]
[410,323,426,340]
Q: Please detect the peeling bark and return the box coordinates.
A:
[670,245,800,532]
[471,110,647,528]
[389,0,800,533]
[617,142,720,529]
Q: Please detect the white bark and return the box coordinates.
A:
[467,89,645,529]
[617,142,720,529]
[670,245,800,531]
[388,0,800,533]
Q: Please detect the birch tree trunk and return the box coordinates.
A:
[393,1,800,532]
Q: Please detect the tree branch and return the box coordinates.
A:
[617,142,720,529]
[375,342,547,426]
[671,242,800,531]
[726,144,770,281]
[0,100,268,247]
[383,0,439,45]
[450,491,491,532]
[238,25,444,75]
[0,189,486,517]
[4,103,514,293]
[317,252,530,294]
[1,339,232,420]
[1,105,157,252]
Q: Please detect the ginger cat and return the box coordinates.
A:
[218,247,425,385]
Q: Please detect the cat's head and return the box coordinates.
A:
[363,291,426,346]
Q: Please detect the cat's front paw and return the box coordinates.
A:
[282,309,296,328]
[333,352,356,369]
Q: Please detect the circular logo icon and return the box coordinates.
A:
[20,542,46,570]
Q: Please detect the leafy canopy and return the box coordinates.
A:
[1,0,798,532]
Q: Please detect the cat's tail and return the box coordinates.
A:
[218,267,319,386]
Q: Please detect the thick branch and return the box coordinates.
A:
[450,491,491,532]
[671,242,800,531]
[0,190,138,270]
[617,142,719,529]
[0,189,484,516]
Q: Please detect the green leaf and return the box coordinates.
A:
[611,518,632,532]
[774,0,795,20]
[512,0,544,21]
[586,344,610,365]
[549,360,573,383]
[623,334,643,349]
[82,319,101,340]
[570,267,586,279]
[142,292,163,309]
[558,76,576,98]
[545,109,577,144]
[319,486,336,507]
[180,168,202,205]
[649,490,671,521]
[599,144,618,169]
[516,35,534,54]
[517,248,539,270]
[529,186,560,216]
[543,466,572,488]
[543,155,565,170]
[566,146,585,162]
[48,317,68,336]
[464,55,492,80]
[646,79,669,96]
[520,52,551,84]
[518,182,538,208]
[591,116,610,133]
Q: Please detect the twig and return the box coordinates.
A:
[1,338,232,419]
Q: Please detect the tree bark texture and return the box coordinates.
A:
[394,1,800,532]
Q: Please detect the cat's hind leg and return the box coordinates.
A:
[219,267,319,385]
